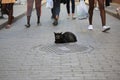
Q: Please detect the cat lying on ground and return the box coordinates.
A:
[54,32,77,43]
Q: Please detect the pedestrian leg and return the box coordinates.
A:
[35,0,41,25]
[98,0,110,32]
[25,0,34,28]
[6,3,14,29]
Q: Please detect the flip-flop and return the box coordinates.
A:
[5,24,11,29]
[25,24,30,28]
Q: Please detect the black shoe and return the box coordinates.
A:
[53,20,58,26]
[37,17,40,25]
[25,24,30,28]
[51,15,54,19]
[37,21,40,25]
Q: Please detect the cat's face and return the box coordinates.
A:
[54,32,63,40]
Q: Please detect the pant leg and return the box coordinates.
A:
[27,0,34,16]
[7,3,14,24]
[71,0,75,14]
[35,0,41,16]
[51,8,55,18]
[53,0,60,17]
[105,0,110,6]
[66,0,70,14]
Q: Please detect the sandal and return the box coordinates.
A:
[25,24,30,28]
[5,24,11,29]
[37,21,40,25]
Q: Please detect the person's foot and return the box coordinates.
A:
[53,20,58,26]
[67,16,71,19]
[25,24,30,28]
[88,25,93,30]
[72,16,76,20]
[5,24,11,29]
[102,26,110,32]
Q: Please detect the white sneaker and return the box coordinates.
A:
[88,25,93,30]
[102,26,110,32]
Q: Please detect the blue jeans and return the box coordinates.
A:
[66,0,75,14]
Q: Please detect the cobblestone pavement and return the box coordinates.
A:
[0,3,120,80]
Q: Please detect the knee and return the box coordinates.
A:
[99,4,105,10]
[89,6,94,12]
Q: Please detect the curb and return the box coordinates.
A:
[85,1,120,20]
[105,9,120,20]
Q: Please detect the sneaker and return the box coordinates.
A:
[102,26,110,32]
[72,16,76,20]
[88,25,93,30]
[5,24,11,29]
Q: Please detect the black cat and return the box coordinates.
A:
[54,32,77,43]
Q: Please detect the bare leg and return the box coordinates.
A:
[88,0,94,25]
[25,16,31,28]
[8,4,14,25]
[98,0,106,26]
[35,0,41,25]
[37,16,40,24]
[5,3,14,29]
[25,0,34,28]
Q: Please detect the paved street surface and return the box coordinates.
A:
[0,3,120,80]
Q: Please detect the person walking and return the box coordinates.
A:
[51,0,61,26]
[88,0,110,32]
[25,0,42,28]
[1,0,15,29]
[66,0,76,19]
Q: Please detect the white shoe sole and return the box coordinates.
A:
[102,27,110,32]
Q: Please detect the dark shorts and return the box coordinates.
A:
[52,0,60,16]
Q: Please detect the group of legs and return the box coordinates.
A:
[51,0,110,32]
[25,0,42,28]
[66,0,76,19]
[88,0,110,32]
[51,0,76,26]
[2,0,109,32]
